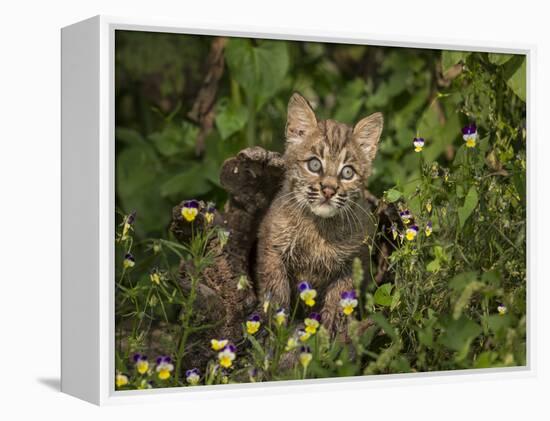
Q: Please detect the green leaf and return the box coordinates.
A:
[441,50,470,73]
[385,188,402,203]
[160,163,212,198]
[504,56,526,102]
[438,316,482,353]
[116,127,146,145]
[374,283,394,307]
[370,312,398,342]
[149,122,197,157]
[458,186,479,228]
[215,98,249,140]
[225,39,289,110]
[449,271,478,291]
[488,53,514,66]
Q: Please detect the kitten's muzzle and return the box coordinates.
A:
[321,184,337,200]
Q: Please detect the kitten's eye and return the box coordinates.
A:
[340,165,355,180]
[307,158,322,173]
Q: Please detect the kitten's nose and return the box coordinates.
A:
[321,185,337,200]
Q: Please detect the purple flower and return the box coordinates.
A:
[224,344,237,353]
[127,211,136,225]
[462,123,477,135]
[156,355,171,365]
[308,312,321,322]
[133,353,147,362]
[248,313,261,322]
[185,368,200,377]
[340,290,357,300]
[298,281,312,292]
[300,345,311,354]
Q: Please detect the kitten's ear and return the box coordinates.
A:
[285,93,317,143]
[353,112,383,161]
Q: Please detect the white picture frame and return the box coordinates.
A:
[61,15,534,406]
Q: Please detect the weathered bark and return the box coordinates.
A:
[169,146,400,370]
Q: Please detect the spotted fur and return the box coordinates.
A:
[256,93,383,331]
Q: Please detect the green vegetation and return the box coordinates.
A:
[115,31,526,389]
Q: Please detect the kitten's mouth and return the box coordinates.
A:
[311,201,338,218]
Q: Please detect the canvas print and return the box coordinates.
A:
[114,30,527,390]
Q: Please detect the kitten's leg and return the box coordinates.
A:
[256,247,291,311]
[320,276,353,334]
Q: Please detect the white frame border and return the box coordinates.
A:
[64,14,535,405]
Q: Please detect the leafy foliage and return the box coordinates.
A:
[114,31,526,388]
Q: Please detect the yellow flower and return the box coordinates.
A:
[497,304,507,316]
[123,253,135,269]
[246,314,261,335]
[298,329,311,342]
[155,356,174,380]
[285,336,299,351]
[304,313,321,334]
[299,346,312,368]
[115,373,129,388]
[465,137,476,148]
[210,339,229,351]
[133,354,149,375]
[274,308,287,326]
[426,201,432,213]
[339,291,358,316]
[150,271,161,285]
[218,345,236,368]
[181,200,200,222]
[405,225,419,241]
[298,282,317,307]
[425,221,433,237]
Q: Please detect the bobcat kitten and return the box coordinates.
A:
[256,93,383,332]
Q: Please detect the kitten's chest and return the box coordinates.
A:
[281,218,363,285]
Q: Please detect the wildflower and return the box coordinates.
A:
[462,123,478,148]
[262,292,272,314]
[218,344,237,369]
[497,304,507,316]
[285,335,299,351]
[299,346,313,369]
[297,328,311,343]
[210,339,229,351]
[274,308,287,326]
[152,241,161,254]
[133,353,149,375]
[413,137,425,152]
[181,199,200,222]
[405,225,419,241]
[339,290,358,316]
[115,372,129,388]
[399,209,412,224]
[186,368,200,385]
[298,281,317,307]
[248,367,258,382]
[155,356,174,380]
[425,221,433,237]
[137,379,153,389]
[218,229,230,248]
[150,268,161,285]
[425,200,432,214]
[237,274,251,291]
[204,202,216,224]
[246,314,261,335]
[121,211,136,240]
[123,253,135,269]
[304,312,321,334]
[391,223,398,240]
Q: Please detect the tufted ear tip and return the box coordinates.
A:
[353,112,384,161]
[286,93,317,143]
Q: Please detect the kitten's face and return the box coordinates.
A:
[283,93,383,219]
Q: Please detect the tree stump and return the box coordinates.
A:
[169,146,400,370]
